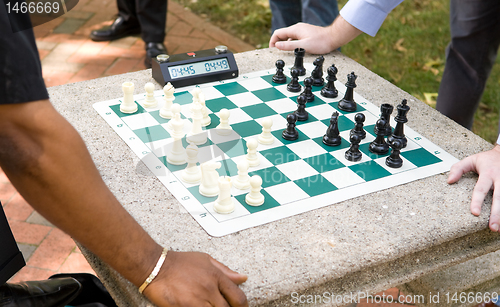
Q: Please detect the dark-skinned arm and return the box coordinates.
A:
[0,99,248,307]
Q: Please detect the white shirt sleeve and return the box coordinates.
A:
[340,0,405,37]
[496,134,500,145]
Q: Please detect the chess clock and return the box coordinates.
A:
[152,46,239,87]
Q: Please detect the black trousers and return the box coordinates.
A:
[0,202,25,284]
[117,0,168,43]
[436,0,500,129]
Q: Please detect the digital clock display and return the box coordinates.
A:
[168,58,230,79]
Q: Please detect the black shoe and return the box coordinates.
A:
[145,42,168,68]
[90,16,141,42]
[49,273,117,307]
[0,277,81,307]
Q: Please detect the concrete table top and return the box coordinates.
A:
[48,48,500,306]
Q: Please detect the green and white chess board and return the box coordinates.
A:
[93,64,458,237]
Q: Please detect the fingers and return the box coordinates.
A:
[218,274,248,307]
[470,175,493,216]
[490,185,500,232]
[210,257,248,284]
[447,156,475,184]
[273,40,304,51]
[269,26,299,48]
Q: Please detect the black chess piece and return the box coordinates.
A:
[294,94,309,121]
[386,139,403,168]
[272,59,287,84]
[374,103,393,136]
[369,119,390,154]
[387,99,410,148]
[311,56,325,87]
[345,134,362,162]
[287,68,302,92]
[320,64,338,98]
[338,72,357,112]
[301,77,315,102]
[282,113,299,141]
[350,113,366,140]
[291,48,306,76]
[323,111,341,146]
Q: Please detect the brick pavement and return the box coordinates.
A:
[3,1,478,306]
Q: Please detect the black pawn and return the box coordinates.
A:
[350,113,366,140]
[282,113,299,141]
[369,119,390,154]
[386,139,403,168]
[387,99,410,148]
[345,134,362,162]
[321,64,338,98]
[291,48,306,76]
[287,68,302,93]
[294,95,309,121]
[301,77,315,102]
[323,111,341,146]
[338,72,357,112]
[272,59,287,84]
[374,103,393,136]
[311,56,325,87]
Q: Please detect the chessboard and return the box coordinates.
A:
[93,63,459,237]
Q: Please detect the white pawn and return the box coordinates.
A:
[199,92,211,127]
[181,144,201,184]
[143,82,158,108]
[187,102,207,145]
[216,108,232,135]
[166,103,182,131]
[245,175,264,206]
[120,81,137,113]
[246,138,260,167]
[160,82,175,119]
[167,104,186,165]
[191,87,201,104]
[258,118,274,145]
[233,160,250,190]
[199,161,221,197]
[213,176,235,214]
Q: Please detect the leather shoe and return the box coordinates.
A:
[145,42,168,68]
[90,16,141,42]
[0,277,81,307]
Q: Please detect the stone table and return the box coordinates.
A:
[48,48,500,306]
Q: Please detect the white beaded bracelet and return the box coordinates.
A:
[138,248,168,294]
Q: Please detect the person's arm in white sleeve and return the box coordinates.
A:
[269,0,404,54]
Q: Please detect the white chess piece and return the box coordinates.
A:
[167,106,186,165]
[187,102,207,145]
[191,87,201,104]
[160,82,175,119]
[199,161,221,197]
[245,175,264,206]
[199,92,211,127]
[166,103,182,131]
[246,138,260,167]
[181,144,201,183]
[216,108,232,136]
[120,82,138,113]
[213,176,235,214]
[233,160,250,190]
[258,118,274,145]
[143,82,158,108]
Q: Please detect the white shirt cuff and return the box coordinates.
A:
[340,0,405,37]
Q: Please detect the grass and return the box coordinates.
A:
[174,0,500,144]
[173,0,272,48]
